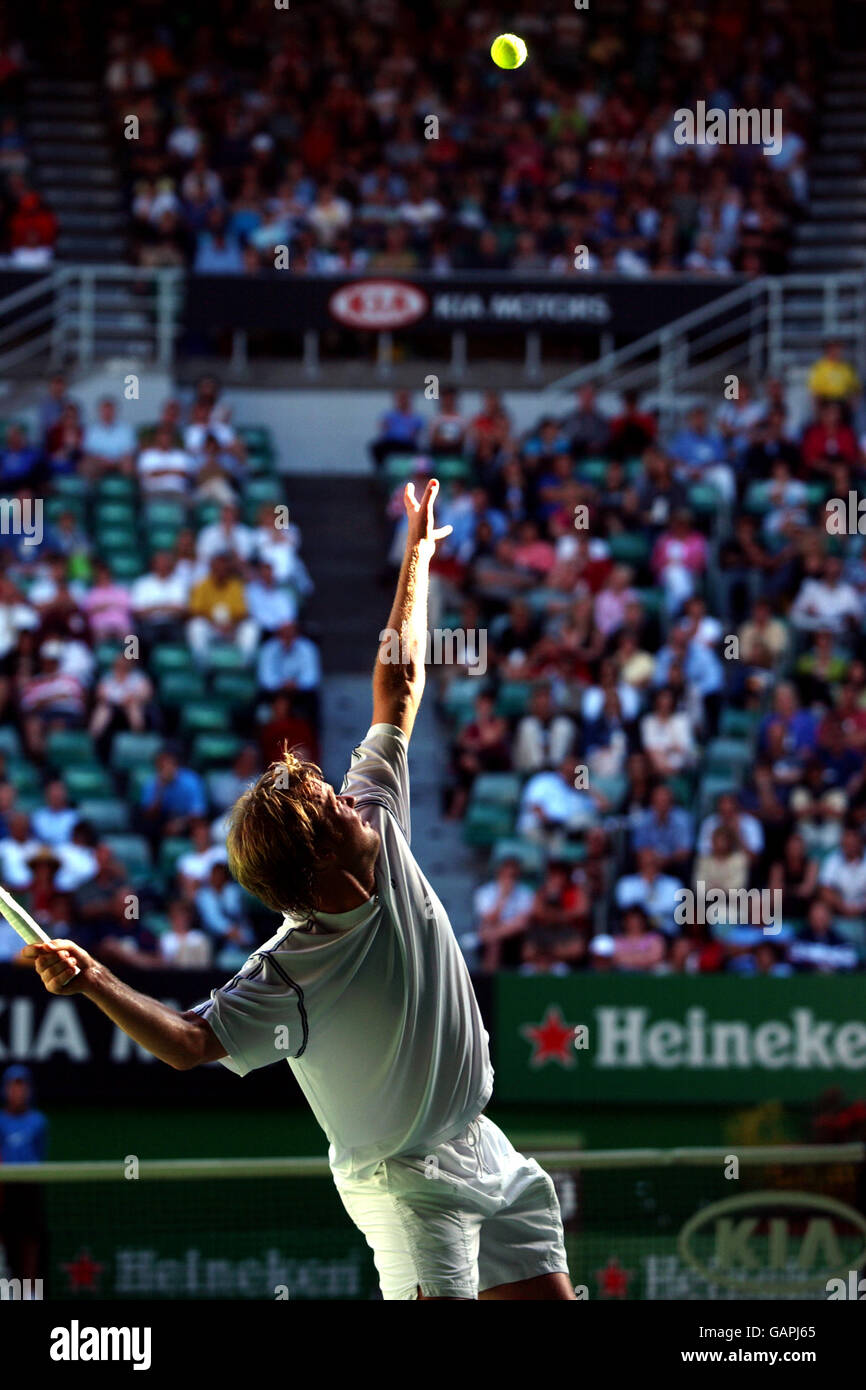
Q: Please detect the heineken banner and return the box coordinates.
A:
[495,976,866,1103]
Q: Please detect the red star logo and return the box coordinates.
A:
[595,1256,633,1299]
[62,1249,104,1293]
[521,1005,578,1067]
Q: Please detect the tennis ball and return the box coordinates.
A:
[491,33,528,70]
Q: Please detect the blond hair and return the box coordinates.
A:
[226,747,327,917]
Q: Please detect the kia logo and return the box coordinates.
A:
[678,1190,866,1294]
[328,280,429,330]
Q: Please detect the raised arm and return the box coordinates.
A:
[372,477,452,741]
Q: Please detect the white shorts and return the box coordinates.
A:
[333,1114,570,1300]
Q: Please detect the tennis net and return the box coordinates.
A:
[1,1144,864,1300]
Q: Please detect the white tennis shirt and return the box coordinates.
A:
[194,724,493,1177]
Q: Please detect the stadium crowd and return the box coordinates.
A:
[95,0,820,278]
[374,338,866,975]
[0,374,319,970]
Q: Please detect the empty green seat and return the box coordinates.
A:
[0,727,22,758]
[159,836,193,880]
[159,670,207,705]
[108,552,145,580]
[150,645,195,676]
[147,526,182,552]
[76,798,131,833]
[103,834,152,880]
[608,533,651,566]
[52,474,90,500]
[205,645,251,673]
[110,731,164,770]
[496,682,532,718]
[180,701,231,735]
[704,738,753,776]
[191,732,243,767]
[688,483,722,513]
[6,760,40,792]
[719,708,760,739]
[463,802,515,847]
[96,475,137,499]
[144,500,186,528]
[471,773,523,807]
[491,838,545,876]
[46,729,97,767]
[63,765,116,800]
[46,496,85,523]
[443,679,485,724]
[383,454,418,488]
[211,671,258,707]
[94,501,137,528]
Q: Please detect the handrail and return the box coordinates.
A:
[547,272,866,399]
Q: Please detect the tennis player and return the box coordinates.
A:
[25,477,574,1301]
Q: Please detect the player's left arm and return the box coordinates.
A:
[23,940,227,1070]
[372,477,452,741]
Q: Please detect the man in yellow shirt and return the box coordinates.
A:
[187,551,258,665]
[807,339,861,407]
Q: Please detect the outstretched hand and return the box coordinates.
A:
[404,478,453,556]
[22,939,93,994]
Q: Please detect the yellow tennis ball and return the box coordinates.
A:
[491,33,528,70]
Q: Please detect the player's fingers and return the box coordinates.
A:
[36,956,74,985]
[404,481,419,509]
[432,525,453,540]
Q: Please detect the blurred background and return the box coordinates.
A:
[0,0,865,1300]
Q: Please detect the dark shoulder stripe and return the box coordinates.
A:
[258,946,309,1058]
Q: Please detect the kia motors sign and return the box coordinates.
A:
[328,279,429,330]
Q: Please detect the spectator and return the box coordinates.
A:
[697,792,765,864]
[158,900,213,967]
[0,1065,48,1287]
[615,848,684,936]
[81,560,133,641]
[517,754,602,845]
[0,812,39,889]
[472,856,535,971]
[640,686,697,776]
[818,826,866,943]
[512,683,577,774]
[611,905,666,973]
[176,817,228,897]
[258,693,318,767]
[187,552,258,667]
[448,690,511,819]
[89,653,154,754]
[694,825,750,895]
[0,425,41,488]
[83,398,136,478]
[140,746,207,839]
[246,559,299,633]
[520,861,589,974]
[137,422,196,495]
[130,551,189,646]
[195,861,254,969]
[369,390,425,471]
[257,621,321,720]
[789,900,859,973]
[807,340,860,408]
[632,783,693,876]
[31,780,77,847]
[18,641,86,758]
